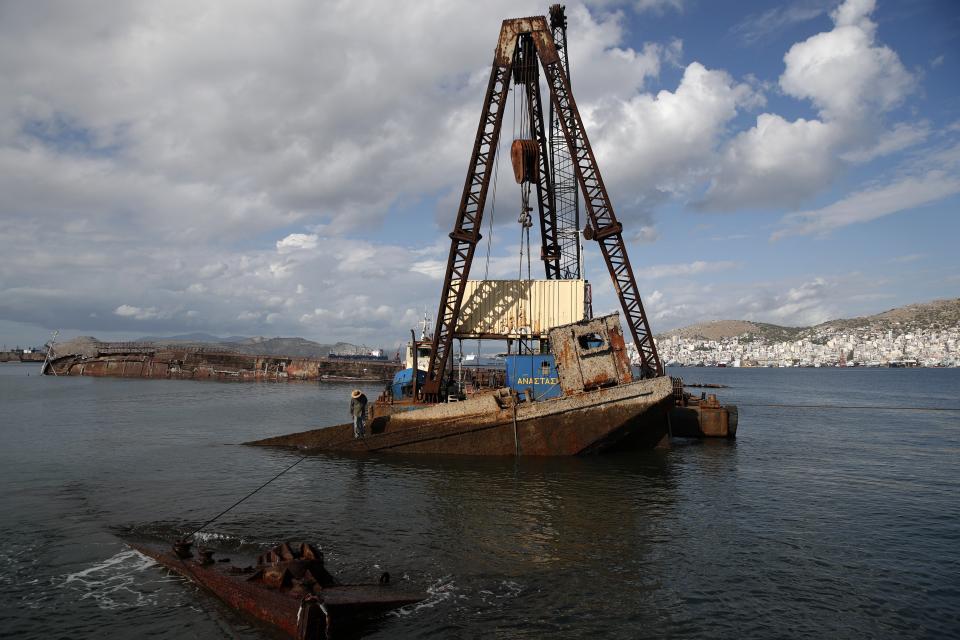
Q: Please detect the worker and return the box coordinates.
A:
[350,389,368,439]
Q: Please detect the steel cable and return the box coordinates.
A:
[185,455,307,541]
[734,403,960,412]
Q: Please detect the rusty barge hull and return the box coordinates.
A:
[45,348,399,383]
[128,540,424,639]
[248,375,674,456]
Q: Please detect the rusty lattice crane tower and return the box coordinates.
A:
[422,14,662,399]
[548,4,582,281]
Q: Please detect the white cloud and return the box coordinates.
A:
[632,225,660,243]
[114,304,167,320]
[632,0,684,14]
[586,0,684,13]
[1,0,683,243]
[840,121,930,163]
[780,0,913,121]
[592,61,761,215]
[731,2,831,46]
[649,276,842,328]
[276,233,319,253]
[890,254,924,264]
[773,170,960,240]
[703,0,917,210]
[758,278,836,326]
[649,265,951,332]
[639,260,739,280]
[410,260,447,280]
[0,0,947,344]
[705,114,837,209]
[114,305,141,318]
[198,262,228,279]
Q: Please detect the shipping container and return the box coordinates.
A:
[455,279,586,338]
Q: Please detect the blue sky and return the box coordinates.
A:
[0,0,958,349]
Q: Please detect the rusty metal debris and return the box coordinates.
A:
[128,539,425,639]
[669,378,738,438]
[43,345,397,383]
[549,314,633,393]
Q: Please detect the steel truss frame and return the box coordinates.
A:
[422,16,662,399]
[549,4,582,280]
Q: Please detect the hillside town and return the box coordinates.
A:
[651,325,960,368]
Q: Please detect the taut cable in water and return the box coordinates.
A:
[736,403,960,412]
[185,455,307,541]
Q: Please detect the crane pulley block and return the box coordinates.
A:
[511,139,540,184]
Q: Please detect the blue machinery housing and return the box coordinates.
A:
[392,368,427,399]
[505,354,562,401]
[393,355,560,401]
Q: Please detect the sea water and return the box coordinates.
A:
[0,363,958,638]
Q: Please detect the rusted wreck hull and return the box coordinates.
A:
[248,375,674,456]
[128,541,424,639]
[45,350,398,383]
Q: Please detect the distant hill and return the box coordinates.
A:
[227,337,358,358]
[660,320,804,342]
[814,298,960,333]
[135,332,245,343]
[659,298,960,342]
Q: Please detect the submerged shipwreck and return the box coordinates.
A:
[42,339,397,383]
[251,8,737,457]
[129,539,424,638]
[252,313,678,454]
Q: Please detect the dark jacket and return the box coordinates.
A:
[350,394,368,418]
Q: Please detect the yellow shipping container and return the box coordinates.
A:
[454,279,586,338]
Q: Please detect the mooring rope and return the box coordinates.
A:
[735,403,960,412]
[185,455,308,541]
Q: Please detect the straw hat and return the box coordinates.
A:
[351,389,362,398]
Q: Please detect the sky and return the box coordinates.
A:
[1,0,958,349]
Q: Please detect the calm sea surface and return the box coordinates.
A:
[1,363,958,639]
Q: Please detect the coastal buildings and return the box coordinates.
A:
[649,326,960,368]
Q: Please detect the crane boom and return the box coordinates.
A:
[422,16,662,400]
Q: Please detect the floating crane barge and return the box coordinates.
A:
[125,10,737,640]
[250,7,737,456]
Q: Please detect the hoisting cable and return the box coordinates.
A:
[183,455,308,541]
[477,92,504,362]
[518,59,534,344]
